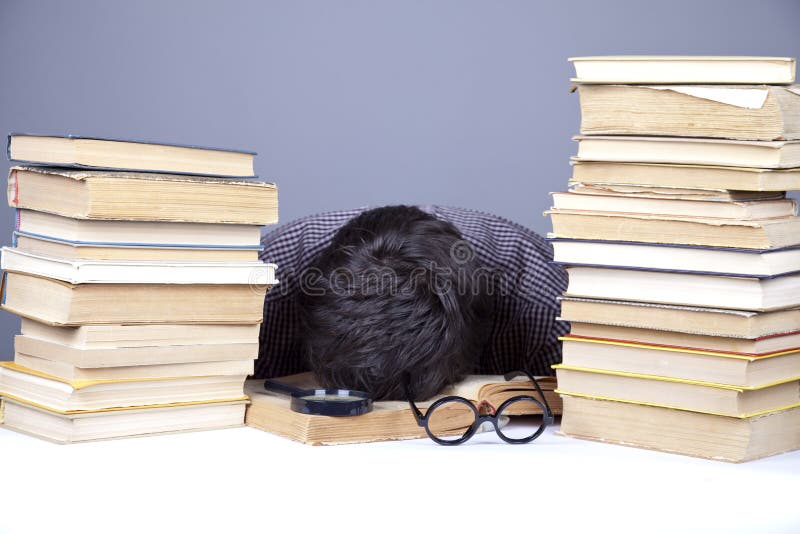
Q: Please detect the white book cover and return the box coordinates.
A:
[0,247,278,285]
[569,56,796,84]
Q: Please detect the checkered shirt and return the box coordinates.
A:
[255,205,569,378]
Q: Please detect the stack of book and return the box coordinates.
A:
[549,56,800,462]
[0,134,278,443]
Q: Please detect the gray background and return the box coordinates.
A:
[0,0,799,360]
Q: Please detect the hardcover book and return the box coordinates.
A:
[568,56,796,84]
[0,397,247,444]
[564,266,800,311]
[0,361,248,412]
[554,365,800,418]
[12,232,262,262]
[0,271,269,325]
[574,135,800,169]
[558,395,800,462]
[551,191,797,220]
[15,209,262,248]
[14,333,258,368]
[7,133,256,177]
[20,319,260,348]
[0,247,277,285]
[570,160,800,192]
[550,238,800,278]
[548,210,800,249]
[577,84,800,141]
[14,351,255,382]
[558,297,800,338]
[7,166,277,225]
[567,182,785,201]
[559,335,800,388]
[567,322,800,354]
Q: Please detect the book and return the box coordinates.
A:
[568,56,796,84]
[560,336,800,388]
[14,334,258,368]
[12,232,261,262]
[0,362,248,412]
[244,373,561,445]
[7,166,278,225]
[553,365,800,418]
[564,266,800,311]
[568,182,785,202]
[7,134,255,177]
[15,209,261,248]
[20,319,260,348]
[0,247,277,285]
[548,210,800,249]
[570,160,800,191]
[567,322,800,354]
[558,395,800,462]
[551,191,796,220]
[577,84,800,141]
[559,297,800,338]
[1,271,268,325]
[550,239,800,278]
[0,397,247,444]
[14,352,255,382]
[574,135,800,169]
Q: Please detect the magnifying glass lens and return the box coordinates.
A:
[300,394,361,402]
[264,380,373,416]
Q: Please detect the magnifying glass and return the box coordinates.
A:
[263,379,373,417]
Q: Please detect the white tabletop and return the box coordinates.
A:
[1,423,798,534]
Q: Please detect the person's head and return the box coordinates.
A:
[300,205,487,401]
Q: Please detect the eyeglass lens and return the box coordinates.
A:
[427,399,476,443]
[496,397,547,441]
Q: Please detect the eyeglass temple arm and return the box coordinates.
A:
[503,370,555,424]
[403,380,424,425]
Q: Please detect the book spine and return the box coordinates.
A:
[8,168,18,206]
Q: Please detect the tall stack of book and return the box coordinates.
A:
[549,57,800,462]
[0,134,278,443]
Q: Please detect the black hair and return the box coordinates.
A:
[300,205,487,400]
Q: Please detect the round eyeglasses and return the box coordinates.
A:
[405,370,554,445]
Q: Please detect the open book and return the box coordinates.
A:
[245,373,560,445]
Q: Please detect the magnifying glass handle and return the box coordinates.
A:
[264,379,305,397]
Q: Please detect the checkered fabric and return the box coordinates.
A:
[255,205,569,378]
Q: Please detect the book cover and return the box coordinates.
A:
[7,133,257,178]
[554,364,800,418]
[559,334,800,389]
[0,397,248,444]
[7,166,278,225]
[569,56,796,84]
[0,247,278,285]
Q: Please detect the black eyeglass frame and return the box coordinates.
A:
[405,370,555,445]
